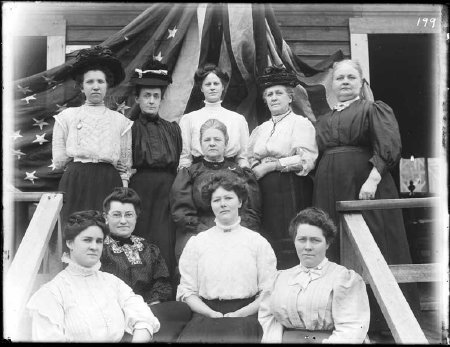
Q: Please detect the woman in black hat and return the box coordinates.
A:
[248,65,318,269]
[52,45,132,225]
[128,59,182,282]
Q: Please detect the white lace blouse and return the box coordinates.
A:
[176,218,277,302]
[52,104,133,181]
[178,101,250,168]
[26,254,160,342]
[248,111,318,176]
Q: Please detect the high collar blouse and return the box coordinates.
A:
[131,112,182,171]
[26,254,160,342]
[178,100,250,168]
[176,220,276,301]
[258,260,369,344]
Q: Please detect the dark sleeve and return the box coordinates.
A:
[172,121,183,168]
[145,243,173,303]
[170,167,200,234]
[239,167,262,231]
[367,101,402,176]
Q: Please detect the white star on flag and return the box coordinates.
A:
[32,118,49,130]
[13,149,25,159]
[154,52,163,62]
[12,130,23,141]
[17,85,32,95]
[168,26,177,38]
[48,160,57,171]
[116,101,131,114]
[25,171,38,184]
[21,94,37,104]
[56,103,67,113]
[32,133,49,145]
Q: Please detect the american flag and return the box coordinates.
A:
[10,3,371,192]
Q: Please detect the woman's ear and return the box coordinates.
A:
[238,199,243,209]
[66,240,73,251]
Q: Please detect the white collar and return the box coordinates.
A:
[214,217,241,232]
[62,252,101,276]
[204,100,223,108]
[299,257,328,271]
[333,96,360,111]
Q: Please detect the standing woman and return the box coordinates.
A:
[313,59,419,330]
[52,46,132,225]
[249,65,318,268]
[128,59,182,278]
[178,63,250,169]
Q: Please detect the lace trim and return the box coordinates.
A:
[214,217,242,232]
[62,252,101,276]
[104,235,145,265]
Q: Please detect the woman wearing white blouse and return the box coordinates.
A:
[27,210,159,342]
[258,207,370,343]
[178,64,250,169]
[176,173,277,343]
[249,65,318,268]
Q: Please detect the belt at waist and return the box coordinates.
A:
[323,146,369,155]
[201,296,256,315]
[73,157,113,164]
[193,155,237,164]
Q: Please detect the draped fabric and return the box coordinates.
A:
[11,3,356,191]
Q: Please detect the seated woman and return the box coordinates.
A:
[100,187,191,342]
[176,173,276,343]
[170,119,261,261]
[26,210,159,342]
[258,207,370,344]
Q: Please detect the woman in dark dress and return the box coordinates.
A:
[52,46,132,225]
[313,59,420,331]
[128,59,182,279]
[249,65,318,269]
[170,119,261,262]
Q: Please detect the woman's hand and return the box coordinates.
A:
[359,167,382,200]
[252,161,279,180]
[116,160,128,173]
[209,311,224,318]
[224,310,246,318]
[131,328,152,342]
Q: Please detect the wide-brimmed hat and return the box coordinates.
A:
[129,59,172,87]
[256,64,300,91]
[70,45,125,87]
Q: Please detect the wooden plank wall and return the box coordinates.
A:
[18,3,442,66]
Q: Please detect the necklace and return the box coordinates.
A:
[77,104,107,130]
[270,109,291,137]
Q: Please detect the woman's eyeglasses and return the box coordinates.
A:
[108,212,136,220]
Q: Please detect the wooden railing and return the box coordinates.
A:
[337,197,442,344]
[4,193,64,341]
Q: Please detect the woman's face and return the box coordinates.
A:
[211,186,242,226]
[135,87,162,115]
[81,70,108,104]
[201,128,226,162]
[294,223,329,268]
[332,63,363,102]
[201,73,224,103]
[66,225,104,268]
[264,85,292,116]
[105,201,137,239]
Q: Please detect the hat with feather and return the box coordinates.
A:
[256,64,300,91]
[129,59,172,87]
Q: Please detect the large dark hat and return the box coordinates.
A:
[70,45,125,87]
[256,64,300,90]
[129,59,172,87]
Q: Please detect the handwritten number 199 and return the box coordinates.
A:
[417,17,436,28]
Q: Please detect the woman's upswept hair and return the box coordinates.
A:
[332,59,363,80]
[194,63,230,87]
[74,64,115,88]
[64,210,108,243]
[199,119,229,145]
[288,207,337,245]
[201,172,248,206]
[103,187,142,216]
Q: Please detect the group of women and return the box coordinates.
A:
[26,45,418,342]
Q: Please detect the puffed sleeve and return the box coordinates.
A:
[178,114,193,168]
[145,243,172,303]
[258,272,284,343]
[176,236,200,302]
[236,116,251,168]
[170,167,200,234]
[239,167,262,231]
[116,276,160,337]
[368,101,402,176]
[247,125,262,169]
[119,118,133,182]
[278,116,318,176]
[323,269,370,344]
[52,111,71,169]
[27,286,68,342]
[256,236,277,293]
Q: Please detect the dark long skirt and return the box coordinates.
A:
[151,301,192,342]
[259,171,313,269]
[177,297,262,343]
[129,169,177,280]
[59,162,122,225]
[313,147,420,330]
